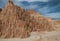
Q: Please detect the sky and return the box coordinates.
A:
[14,0,49,2]
[0,0,60,20]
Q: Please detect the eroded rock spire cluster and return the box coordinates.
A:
[0,0,54,38]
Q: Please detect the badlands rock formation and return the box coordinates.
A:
[52,20,60,31]
[0,0,55,38]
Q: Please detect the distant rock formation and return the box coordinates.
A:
[52,20,60,31]
[0,0,54,38]
[52,20,60,25]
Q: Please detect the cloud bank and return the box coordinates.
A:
[0,0,60,19]
[14,0,48,2]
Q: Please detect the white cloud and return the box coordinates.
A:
[28,5,38,9]
[14,0,48,2]
[38,7,48,13]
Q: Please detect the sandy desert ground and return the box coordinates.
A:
[0,31,60,41]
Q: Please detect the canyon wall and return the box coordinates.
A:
[0,0,55,38]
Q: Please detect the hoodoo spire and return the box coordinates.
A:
[4,0,14,11]
[8,0,14,4]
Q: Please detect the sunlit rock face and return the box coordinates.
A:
[27,9,35,14]
[52,20,60,25]
[0,0,29,38]
[0,0,54,38]
[52,20,60,31]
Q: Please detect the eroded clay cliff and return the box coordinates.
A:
[0,0,54,38]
